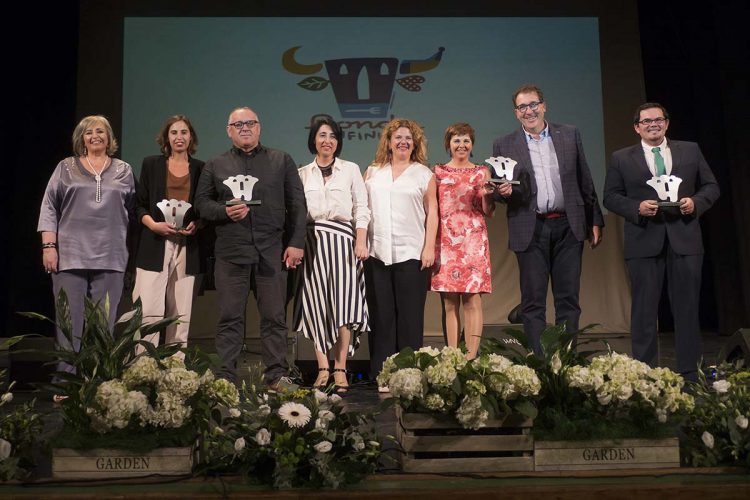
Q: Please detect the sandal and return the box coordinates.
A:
[332,368,349,394]
[313,368,330,389]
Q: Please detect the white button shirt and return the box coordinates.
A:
[365,162,433,265]
[298,158,370,229]
[641,138,673,176]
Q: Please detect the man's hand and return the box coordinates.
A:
[679,197,695,215]
[589,225,603,249]
[420,246,435,270]
[284,246,304,269]
[178,221,197,236]
[639,200,659,217]
[226,201,249,221]
[495,181,513,198]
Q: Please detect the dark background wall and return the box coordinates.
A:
[3,1,747,338]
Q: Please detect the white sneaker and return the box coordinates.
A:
[377,386,390,393]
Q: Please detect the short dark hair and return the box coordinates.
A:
[512,84,544,106]
[307,115,343,157]
[443,123,476,154]
[157,115,198,156]
[633,102,670,125]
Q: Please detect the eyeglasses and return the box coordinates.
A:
[514,101,543,112]
[228,120,259,130]
[637,117,667,126]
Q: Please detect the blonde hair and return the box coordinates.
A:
[371,118,427,167]
[72,115,118,156]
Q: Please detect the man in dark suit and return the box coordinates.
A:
[604,102,719,380]
[493,84,604,355]
[195,106,306,389]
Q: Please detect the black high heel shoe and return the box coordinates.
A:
[313,368,330,389]
[331,368,349,394]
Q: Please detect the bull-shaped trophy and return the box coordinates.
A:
[485,156,521,185]
[223,175,261,206]
[646,174,682,207]
[156,199,191,230]
[283,46,445,119]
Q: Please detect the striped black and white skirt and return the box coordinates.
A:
[293,219,369,355]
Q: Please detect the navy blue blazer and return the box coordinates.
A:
[603,139,719,259]
[492,122,604,252]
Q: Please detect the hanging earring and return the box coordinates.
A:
[83,147,88,156]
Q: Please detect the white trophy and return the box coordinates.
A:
[223,175,262,206]
[156,199,192,230]
[485,156,521,185]
[646,174,682,207]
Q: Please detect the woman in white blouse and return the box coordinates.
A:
[365,118,438,386]
[294,116,371,393]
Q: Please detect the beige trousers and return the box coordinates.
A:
[133,238,195,356]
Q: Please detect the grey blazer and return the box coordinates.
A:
[603,139,719,259]
[492,122,604,252]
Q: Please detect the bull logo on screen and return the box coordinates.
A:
[282,46,445,118]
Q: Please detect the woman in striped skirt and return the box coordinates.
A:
[294,116,371,392]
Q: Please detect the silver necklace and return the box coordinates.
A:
[85,155,109,203]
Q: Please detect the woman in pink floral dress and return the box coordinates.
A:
[431,123,494,359]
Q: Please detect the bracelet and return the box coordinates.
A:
[42,242,57,249]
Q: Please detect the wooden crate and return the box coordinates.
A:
[534,438,680,471]
[396,406,534,473]
[52,447,194,479]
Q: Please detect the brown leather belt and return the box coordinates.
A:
[536,212,566,219]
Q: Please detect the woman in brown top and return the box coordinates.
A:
[132,115,205,357]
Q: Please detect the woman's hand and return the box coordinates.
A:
[354,241,369,261]
[150,221,178,237]
[420,246,435,270]
[43,248,58,273]
[178,221,197,236]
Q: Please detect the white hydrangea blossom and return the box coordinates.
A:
[388,368,425,401]
[424,361,457,388]
[423,393,446,411]
[455,395,488,430]
[122,356,161,387]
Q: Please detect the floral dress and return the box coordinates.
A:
[431,164,492,293]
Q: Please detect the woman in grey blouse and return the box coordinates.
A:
[38,115,135,377]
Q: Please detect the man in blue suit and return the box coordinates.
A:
[493,84,604,355]
[604,102,719,380]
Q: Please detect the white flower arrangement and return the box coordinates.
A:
[379,345,540,429]
[565,352,694,425]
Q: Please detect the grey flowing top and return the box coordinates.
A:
[37,156,135,272]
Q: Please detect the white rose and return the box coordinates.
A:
[255,428,271,446]
[313,389,328,402]
[353,440,365,451]
[550,352,562,375]
[0,438,11,460]
[735,415,749,430]
[701,431,715,449]
[228,408,241,418]
[314,441,333,453]
[1,392,13,404]
[234,437,246,453]
[328,394,343,404]
[318,409,335,422]
[712,380,731,393]
[597,392,612,405]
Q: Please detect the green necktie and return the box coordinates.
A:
[652,147,666,176]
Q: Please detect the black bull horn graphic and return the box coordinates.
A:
[282,46,445,118]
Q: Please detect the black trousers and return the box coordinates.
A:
[366,258,429,378]
[515,217,583,355]
[214,258,289,384]
[627,244,703,379]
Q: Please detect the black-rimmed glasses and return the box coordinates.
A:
[637,117,667,126]
[514,101,543,112]
[228,120,259,130]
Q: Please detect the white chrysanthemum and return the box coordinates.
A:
[234,437,246,453]
[712,380,731,393]
[255,428,271,446]
[735,415,749,429]
[388,368,425,401]
[278,402,312,428]
[702,431,714,449]
[314,440,333,453]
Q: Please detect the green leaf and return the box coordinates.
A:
[297,76,329,91]
[514,399,538,419]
